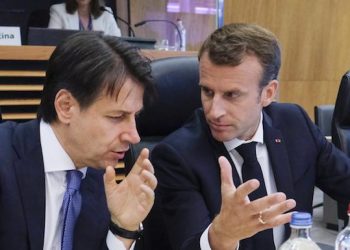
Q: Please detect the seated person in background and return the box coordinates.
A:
[48,0,121,36]
[0,32,156,250]
[151,23,350,250]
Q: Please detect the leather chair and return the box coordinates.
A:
[314,105,338,230]
[331,70,350,229]
[124,56,201,250]
[125,56,201,167]
[314,105,334,137]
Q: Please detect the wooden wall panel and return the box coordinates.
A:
[224,0,350,118]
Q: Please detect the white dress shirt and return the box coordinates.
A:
[40,120,133,250]
[200,113,284,249]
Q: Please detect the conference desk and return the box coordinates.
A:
[0,45,197,61]
[0,45,197,121]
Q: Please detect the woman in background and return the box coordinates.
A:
[48,0,121,36]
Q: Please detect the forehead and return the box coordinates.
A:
[199,53,263,89]
[93,77,144,112]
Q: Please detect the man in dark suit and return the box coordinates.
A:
[0,32,157,250]
[151,23,350,250]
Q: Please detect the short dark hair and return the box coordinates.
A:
[38,32,155,123]
[198,23,281,88]
[66,0,104,18]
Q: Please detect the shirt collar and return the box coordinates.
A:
[224,112,264,152]
[40,120,87,177]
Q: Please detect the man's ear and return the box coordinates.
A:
[54,89,77,124]
[261,80,278,107]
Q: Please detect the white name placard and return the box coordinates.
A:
[0,26,21,46]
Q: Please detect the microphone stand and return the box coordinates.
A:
[100,7,135,37]
[134,19,183,50]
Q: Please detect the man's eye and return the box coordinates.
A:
[201,86,213,97]
[225,91,241,99]
[108,115,124,120]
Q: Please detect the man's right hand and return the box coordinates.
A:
[208,156,296,250]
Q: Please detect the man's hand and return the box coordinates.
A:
[208,156,296,250]
[104,148,157,231]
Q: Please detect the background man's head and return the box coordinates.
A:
[38,32,155,168]
[38,32,155,123]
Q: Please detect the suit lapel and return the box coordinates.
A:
[263,113,295,200]
[263,112,295,237]
[13,122,46,249]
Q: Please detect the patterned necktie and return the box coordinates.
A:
[235,142,275,250]
[61,170,83,250]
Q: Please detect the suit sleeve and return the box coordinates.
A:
[152,143,213,250]
[48,5,64,29]
[299,105,350,204]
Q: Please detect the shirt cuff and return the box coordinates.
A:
[200,224,212,250]
[200,224,239,250]
[106,230,136,250]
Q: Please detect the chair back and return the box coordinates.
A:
[125,56,201,168]
[332,71,350,155]
[126,56,201,250]
[331,70,350,227]
[314,105,334,137]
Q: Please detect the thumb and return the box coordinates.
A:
[218,156,236,194]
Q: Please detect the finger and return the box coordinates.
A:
[219,156,235,191]
[136,184,155,210]
[141,158,155,174]
[234,179,260,202]
[104,165,118,190]
[130,148,149,174]
[259,199,296,223]
[140,169,158,190]
[260,211,294,230]
[140,184,155,201]
[248,192,287,214]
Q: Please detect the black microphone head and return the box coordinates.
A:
[134,21,147,27]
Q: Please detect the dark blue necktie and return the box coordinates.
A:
[235,142,275,250]
[61,170,83,250]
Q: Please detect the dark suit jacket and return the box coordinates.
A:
[0,120,110,249]
[151,103,350,250]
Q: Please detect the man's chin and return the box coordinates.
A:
[211,131,233,142]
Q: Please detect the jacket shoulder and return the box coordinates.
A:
[0,120,40,161]
[50,3,66,11]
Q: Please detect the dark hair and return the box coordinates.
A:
[38,32,155,123]
[198,23,281,88]
[66,0,103,18]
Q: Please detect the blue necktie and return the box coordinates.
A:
[235,142,275,250]
[61,170,83,250]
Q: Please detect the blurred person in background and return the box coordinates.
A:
[48,0,121,36]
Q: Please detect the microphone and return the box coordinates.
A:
[100,7,135,37]
[134,19,183,49]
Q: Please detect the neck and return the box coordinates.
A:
[50,121,82,168]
